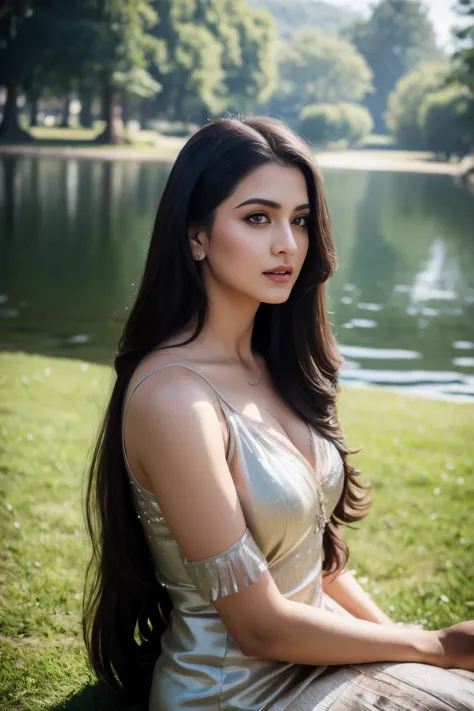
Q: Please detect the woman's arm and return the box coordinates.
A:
[322,569,393,625]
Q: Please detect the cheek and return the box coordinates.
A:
[212,219,262,262]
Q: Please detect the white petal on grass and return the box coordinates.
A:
[43,367,52,376]
[14,521,21,529]
[457,477,465,485]
[433,488,441,496]
[440,595,449,603]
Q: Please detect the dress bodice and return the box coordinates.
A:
[122,363,345,710]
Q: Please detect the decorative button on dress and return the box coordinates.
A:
[122,363,474,711]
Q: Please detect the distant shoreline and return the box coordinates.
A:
[0,143,462,177]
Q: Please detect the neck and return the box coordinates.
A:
[178,294,261,367]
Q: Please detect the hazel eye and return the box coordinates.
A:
[246,212,269,225]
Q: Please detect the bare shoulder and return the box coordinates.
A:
[125,343,201,398]
[125,346,222,427]
[123,345,232,488]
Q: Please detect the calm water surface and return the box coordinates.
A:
[0,156,473,399]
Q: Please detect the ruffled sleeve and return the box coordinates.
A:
[182,527,268,603]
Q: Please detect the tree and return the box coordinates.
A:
[82,0,161,144]
[145,0,226,122]
[345,0,440,133]
[0,2,53,140]
[147,0,277,123]
[419,84,473,158]
[0,1,161,143]
[385,61,450,148]
[217,2,277,114]
[247,0,360,40]
[267,28,372,124]
[452,0,474,94]
[299,102,373,146]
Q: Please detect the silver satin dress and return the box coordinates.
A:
[122,363,474,710]
[122,363,345,710]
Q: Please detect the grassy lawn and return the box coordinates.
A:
[1,352,473,709]
[0,124,187,160]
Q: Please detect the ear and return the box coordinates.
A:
[188,224,208,259]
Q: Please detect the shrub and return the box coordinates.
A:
[385,61,450,148]
[338,102,374,145]
[299,102,373,146]
[419,84,474,159]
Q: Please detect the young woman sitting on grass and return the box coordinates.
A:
[83,116,474,710]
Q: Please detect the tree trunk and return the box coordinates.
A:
[121,94,131,126]
[139,99,149,128]
[0,83,33,142]
[29,91,39,128]
[80,91,93,128]
[95,77,124,145]
[60,94,71,128]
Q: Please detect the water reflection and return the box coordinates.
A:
[0,156,473,399]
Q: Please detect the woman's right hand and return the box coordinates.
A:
[427,620,474,671]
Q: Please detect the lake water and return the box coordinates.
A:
[1,155,473,400]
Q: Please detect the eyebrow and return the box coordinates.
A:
[234,198,310,211]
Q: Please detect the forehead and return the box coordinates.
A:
[228,162,309,206]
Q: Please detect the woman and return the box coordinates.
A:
[83,116,474,710]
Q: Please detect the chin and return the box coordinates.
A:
[260,290,292,304]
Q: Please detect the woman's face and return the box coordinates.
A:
[193,162,311,305]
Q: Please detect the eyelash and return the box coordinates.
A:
[245,212,309,228]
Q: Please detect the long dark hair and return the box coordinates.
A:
[82,116,371,706]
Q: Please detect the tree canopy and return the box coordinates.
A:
[385,61,450,148]
[247,0,359,39]
[451,0,474,93]
[345,0,441,132]
[0,0,278,142]
[266,28,373,124]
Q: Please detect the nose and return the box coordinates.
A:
[271,221,297,256]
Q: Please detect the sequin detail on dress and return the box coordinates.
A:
[182,527,269,603]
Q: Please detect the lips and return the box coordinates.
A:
[263,266,294,275]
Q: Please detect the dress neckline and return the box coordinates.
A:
[226,406,319,479]
[123,361,326,495]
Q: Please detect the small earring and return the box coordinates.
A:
[195,252,204,261]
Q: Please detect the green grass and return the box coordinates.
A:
[1,124,187,159]
[1,352,473,709]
